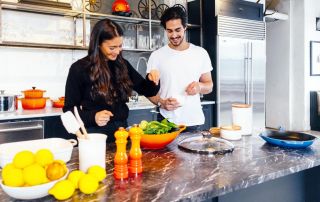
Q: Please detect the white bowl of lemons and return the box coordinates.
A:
[0,149,69,200]
[0,169,69,200]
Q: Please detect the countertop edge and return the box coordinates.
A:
[0,101,215,121]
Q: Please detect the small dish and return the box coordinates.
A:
[0,169,69,200]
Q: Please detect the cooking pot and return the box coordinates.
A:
[21,97,48,110]
[0,90,17,112]
[21,87,46,99]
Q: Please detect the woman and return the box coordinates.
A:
[63,19,160,142]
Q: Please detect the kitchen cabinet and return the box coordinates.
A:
[0,117,70,140]
[127,108,158,126]
[200,104,213,130]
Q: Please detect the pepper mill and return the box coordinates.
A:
[128,124,143,175]
[114,127,129,180]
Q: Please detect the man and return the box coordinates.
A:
[147,6,213,131]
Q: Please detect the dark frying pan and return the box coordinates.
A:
[259,130,317,149]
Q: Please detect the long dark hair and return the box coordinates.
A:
[88,19,132,104]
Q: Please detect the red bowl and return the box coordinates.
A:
[140,125,186,149]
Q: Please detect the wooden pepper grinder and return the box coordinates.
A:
[128,124,143,175]
[114,127,129,180]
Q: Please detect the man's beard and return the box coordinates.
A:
[170,35,184,47]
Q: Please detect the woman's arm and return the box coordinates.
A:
[126,61,160,97]
[63,62,99,127]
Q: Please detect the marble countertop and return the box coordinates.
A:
[1,130,319,201]
[0,100,215,121]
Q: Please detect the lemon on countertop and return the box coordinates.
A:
[2,164,24,187]
[13,151,35,169]
[23,164,47,186]
[67,170,85,189]
[49,179,75,200]
[35,149,54,167]
[87,165,106,182]
[78,174,99,194]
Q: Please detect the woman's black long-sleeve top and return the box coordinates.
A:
[63,56,159,128]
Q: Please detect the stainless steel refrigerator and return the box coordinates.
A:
[216,16,266,131]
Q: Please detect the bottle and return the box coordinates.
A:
[128,124,143,176]
[114,127,129,180]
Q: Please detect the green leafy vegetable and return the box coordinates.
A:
[139,119,178,135]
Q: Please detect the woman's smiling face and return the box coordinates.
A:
[100,36,123,61]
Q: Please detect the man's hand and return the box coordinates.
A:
[95,110,114,126]
[148,69,160,85]
[160,98,180,111]
[185,81,200,95]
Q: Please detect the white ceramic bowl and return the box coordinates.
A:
[0,138,77,168]
[0,169,69,200]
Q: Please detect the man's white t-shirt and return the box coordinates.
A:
[147,43,213,126]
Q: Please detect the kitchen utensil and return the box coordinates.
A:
[259,130,317,149]
[232,103,252,135]
[78,133,107,172]
[0,90,17,112]
[112,0,132,16]
[21,87,46,99]
[140,125,186,149]
[0,138,76,168]
[220,125,242,140]
[178,133,235,155]
[51,99,64,108]
[0,169,69,200]
[74,106,88,139]
[20,97,47,110]
[209,127,221,136]
[60,111,84,139]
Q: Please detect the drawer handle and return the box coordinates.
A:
[0,124,43,133]
[238,7,244,12]
[150,109,159,114]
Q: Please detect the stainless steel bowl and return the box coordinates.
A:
[0,90,17,112]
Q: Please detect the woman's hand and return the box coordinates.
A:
[95,110,114,126]
[148,69,160,85]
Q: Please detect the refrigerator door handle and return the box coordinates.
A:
[245,42,250,104]
[249,42,253,105]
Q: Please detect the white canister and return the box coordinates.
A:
[232,104,253,136]
[220,125,242,140]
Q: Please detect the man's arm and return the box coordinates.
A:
[185,72,213,95]
[147,94,180,111]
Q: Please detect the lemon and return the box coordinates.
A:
[87,165,106,182]
[35,149,54,167]
[49,179,75,200]
[139,120,148,130]
[46,161,67,181]
[2,164,24,187]
[78,174,99,194]
[67,170,85,189]
[13,151,35,169]
[23,164,47,186]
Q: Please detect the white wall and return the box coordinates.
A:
[0,10,88,98]
[266,0,320,131]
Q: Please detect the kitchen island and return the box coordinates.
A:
[1,131,320,202]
